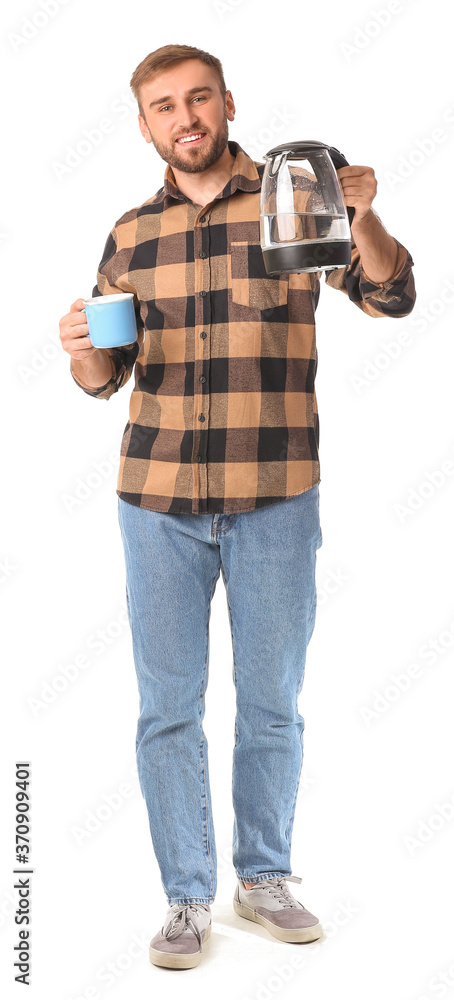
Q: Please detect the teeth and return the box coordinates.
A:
[177,133,204,143]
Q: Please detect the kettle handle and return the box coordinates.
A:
[327,146,355,227]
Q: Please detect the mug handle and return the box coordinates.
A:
[81,306,90,337]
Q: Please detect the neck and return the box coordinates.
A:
[171,143,235,207]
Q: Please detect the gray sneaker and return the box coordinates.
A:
[149,902,212,969]
[233,875,323,943]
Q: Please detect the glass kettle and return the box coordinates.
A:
[260,140,356,275]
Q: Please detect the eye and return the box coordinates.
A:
[159,95,207,112]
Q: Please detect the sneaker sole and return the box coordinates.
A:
[233,899,323,943]
[149,921,211,969]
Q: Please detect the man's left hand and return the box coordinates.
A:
[336,166,377,225]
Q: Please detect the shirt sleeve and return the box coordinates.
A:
[71,227,144,400]
[324,234,416,318]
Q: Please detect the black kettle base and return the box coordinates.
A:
[263,241,351,275]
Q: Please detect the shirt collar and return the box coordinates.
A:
[162,139,262,204]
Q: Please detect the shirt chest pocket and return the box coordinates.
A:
[230,241,289,311]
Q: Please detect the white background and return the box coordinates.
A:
[1,0,453,997]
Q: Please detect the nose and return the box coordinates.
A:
[177,103,200,130]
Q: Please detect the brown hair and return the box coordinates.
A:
[130,44,227,121]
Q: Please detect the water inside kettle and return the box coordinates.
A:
[262,212,348,246]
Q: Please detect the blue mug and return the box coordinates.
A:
[82,293,138,349]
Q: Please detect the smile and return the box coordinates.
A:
[176,132,207,145]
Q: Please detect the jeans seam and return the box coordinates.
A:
[221,565,238,733]
[212,515,237,540]
[285,728,304,847]
[234,871,291,883]
[222,562,240,861]
[197,567,219,900]
[168,895,215,905]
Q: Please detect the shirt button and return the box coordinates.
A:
[195,455,202,462]
[199,375,206,383]
[200,215,206,223]
[200,290,207,296]
[200,251,207,258]
[198,414,205,422]
[200,331,207,339]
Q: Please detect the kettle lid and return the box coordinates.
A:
[264,139,345,159]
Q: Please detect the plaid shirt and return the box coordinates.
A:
[71,140,416,514]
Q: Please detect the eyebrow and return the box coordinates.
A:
[148,85,214,109]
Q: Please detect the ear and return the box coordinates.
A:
[225,89,235,121]
[138,114,152,144]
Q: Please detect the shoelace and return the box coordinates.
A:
[162,903,210,949]
[249,875,303,909]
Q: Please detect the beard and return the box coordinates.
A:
[145,114,230,174]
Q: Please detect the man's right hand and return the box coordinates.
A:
[59,298,99,361]
[60,298,114,389]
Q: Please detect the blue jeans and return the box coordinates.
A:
[117,486,323,906]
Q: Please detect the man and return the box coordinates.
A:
[59,44,416,971]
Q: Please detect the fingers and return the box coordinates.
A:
[60,306,89,336]
[61,320,90,342]
[59,299,98,360]
[70,298,86,313]
[70,320,90,336]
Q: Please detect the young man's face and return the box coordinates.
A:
[138,58,235,174]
